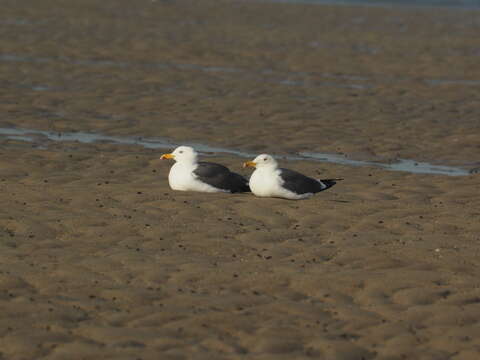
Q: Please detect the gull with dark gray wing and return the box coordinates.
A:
[161,146,250,193]
[244,154,341,200]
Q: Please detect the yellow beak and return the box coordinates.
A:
[160,153,174,160]
[243,161,257,168]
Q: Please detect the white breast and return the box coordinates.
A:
[249,168,282,197]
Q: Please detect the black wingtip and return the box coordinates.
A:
[230,179,251,193]
[238,183,251,193]
[320,178,343,190]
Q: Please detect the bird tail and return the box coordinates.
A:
[318,178,343,190]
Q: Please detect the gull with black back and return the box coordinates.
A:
[161,146,250,193]
[244,154,341,200]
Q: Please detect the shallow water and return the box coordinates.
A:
[0,127,471,176]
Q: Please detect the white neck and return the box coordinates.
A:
[176,158,197,167]
[258,164,278,171]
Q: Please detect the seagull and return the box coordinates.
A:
[243,154,341,200]
[160,146,250,193]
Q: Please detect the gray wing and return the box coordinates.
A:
[194,162,250,193]
[279,168,337,194]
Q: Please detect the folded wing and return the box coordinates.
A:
[279,168,338,195]
[194,162,250,193]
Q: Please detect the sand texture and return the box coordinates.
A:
[1,0,480,359]
[1,146,480,360]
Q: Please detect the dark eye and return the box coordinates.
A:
[263,158,267,161]
[179,151,183,154]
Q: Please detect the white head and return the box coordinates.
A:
[243,154,278,170]
[161,146,198,164]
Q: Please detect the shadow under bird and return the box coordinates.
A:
[244,154,342,200]
[161,146,250,193]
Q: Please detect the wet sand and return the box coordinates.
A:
[3,0,480,164]
[1,0,480,359]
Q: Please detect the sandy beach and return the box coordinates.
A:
[1,0,480,359]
